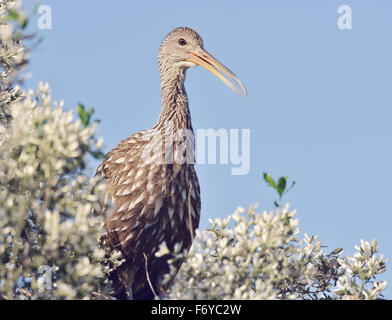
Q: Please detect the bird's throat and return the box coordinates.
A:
[157,67,192,131]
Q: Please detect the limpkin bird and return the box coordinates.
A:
[97,27,246,300]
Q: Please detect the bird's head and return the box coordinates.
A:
[158,27,246,97]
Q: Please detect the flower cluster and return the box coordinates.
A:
[0,0,30,124]
[0,0,29,86]
[0,1,118,299]
[0,82,114,299]
[158,205,388,300]
[335,239,387,299]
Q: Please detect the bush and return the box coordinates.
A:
[159,204,388,300]
[0,1,115,299]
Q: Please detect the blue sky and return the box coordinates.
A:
[24,0,392,297]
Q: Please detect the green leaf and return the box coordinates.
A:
[87,107,94,124]
[77,103,95,127]
[330,248,343,255]
[263,172,276,189]
[90,150,105,160]
[77,103,86,121]
[277,177,287,198]
[21,17,29,29]
[7,9,20,21]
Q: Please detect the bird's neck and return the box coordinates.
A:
[156,67,192,131]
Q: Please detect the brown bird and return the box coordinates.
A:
[97,27,246,300]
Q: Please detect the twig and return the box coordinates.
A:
[188,182,194,242]
[143,252,157,298]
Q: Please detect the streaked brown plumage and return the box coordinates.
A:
[97,27,246,300]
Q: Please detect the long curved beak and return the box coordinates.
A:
[187,48,247,98]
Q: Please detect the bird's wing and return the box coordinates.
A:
[96,130,171,245]
[96,132,150,206]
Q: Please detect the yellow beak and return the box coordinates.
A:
[187,49,247,98]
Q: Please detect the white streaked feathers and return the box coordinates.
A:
[114,156,125,164]
[168,207,174,219]
[154,198,163,216]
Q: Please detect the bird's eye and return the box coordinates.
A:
[178,38,187,46]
